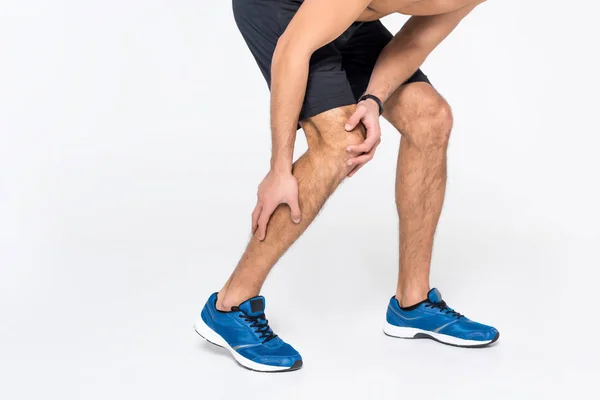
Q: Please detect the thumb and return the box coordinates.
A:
[288,196,302,224]
[345,107,364,131]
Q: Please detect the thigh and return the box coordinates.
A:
[233,0,284,86]
[233,0,356,123]
[340,21,431,101]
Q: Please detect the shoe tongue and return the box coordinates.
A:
[237,296,266,317]
[427,288,443,303]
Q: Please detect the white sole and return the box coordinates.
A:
[383,322,498,348]
[194,318,299,372]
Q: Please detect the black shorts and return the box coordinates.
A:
[232,0,430,124]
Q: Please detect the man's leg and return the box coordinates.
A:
[383,82,453,307]
[217,105,364,310]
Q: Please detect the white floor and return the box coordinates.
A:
[1,189,597,399]
[2,1,600,399]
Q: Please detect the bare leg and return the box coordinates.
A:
[383,83,453,307]
[217,105,364,310]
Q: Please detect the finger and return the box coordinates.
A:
[345,107,365,131]
[348,163,364,177]
[251,202,262,233]
[348,114,380,152]
[257,203,276,241]
[349,130,380,154]
[287,195,302,224]
[347,152,374,168]
[348,138,379,167]
[350,139,380,176]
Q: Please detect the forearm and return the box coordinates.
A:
[365,2,482,102]
[269,43,311,173]
[364,26,430,102]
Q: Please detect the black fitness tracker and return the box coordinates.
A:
[359,94,384,116]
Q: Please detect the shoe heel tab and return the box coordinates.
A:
[201,292,219,312]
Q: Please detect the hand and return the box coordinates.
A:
[251,169,301,241]
[344,98,382,177]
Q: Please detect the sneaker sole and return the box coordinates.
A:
[194,318,303,372]
[383,322,499,348]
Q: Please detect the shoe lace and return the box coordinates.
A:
[232,307,278,343]
[425,301,463,319]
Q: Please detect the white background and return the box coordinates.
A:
[1,0,599,399]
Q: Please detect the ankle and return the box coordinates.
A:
[216,289,257,312]
[397,286,429,308]
[216,291,236,311]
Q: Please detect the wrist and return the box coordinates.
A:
[359,94,384,115]
[270,157,292,174]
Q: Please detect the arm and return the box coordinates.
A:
[269,0,371,172]
[365,1,485,103]
[252,0,371,240]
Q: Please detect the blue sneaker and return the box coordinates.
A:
[194,293,302,372]
[383,288,499,348]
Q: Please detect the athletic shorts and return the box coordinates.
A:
[232,0,430,124]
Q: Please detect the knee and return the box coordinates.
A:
[427,101,453,148]
[391,97,453,151]
[302,105,365,157]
